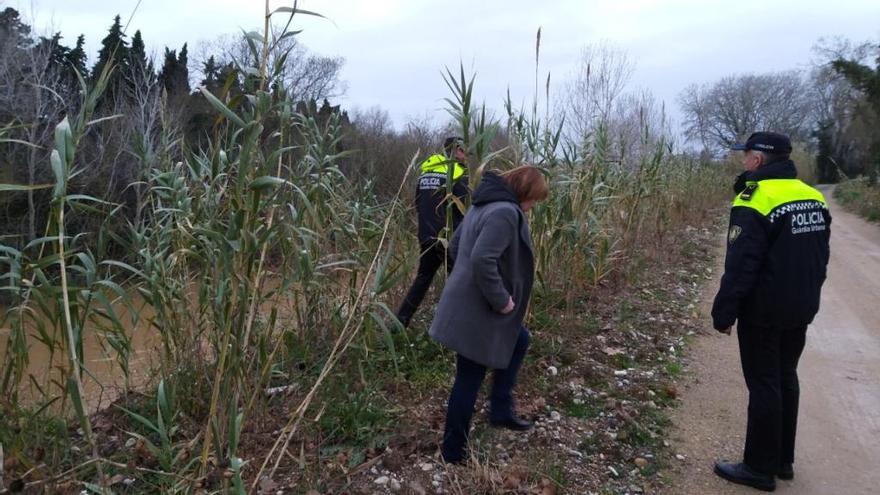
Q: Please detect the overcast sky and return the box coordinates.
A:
[8,0,880,132]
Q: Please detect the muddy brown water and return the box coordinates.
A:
[0,277,338,413]
[0,294,161,412]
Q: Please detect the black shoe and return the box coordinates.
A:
[713,461,776,492]
[489,416,534,431]
[777,463,793,480]
[440,452,466,466]
[387,315,408,331]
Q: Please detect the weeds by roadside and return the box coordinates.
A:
[835,177,880,222]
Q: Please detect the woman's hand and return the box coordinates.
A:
[500,296,515,314]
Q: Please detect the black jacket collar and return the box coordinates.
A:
[472,171,519,206]
[734,159,798,194]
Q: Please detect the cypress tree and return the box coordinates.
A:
[158,43,190,97]
[814,121,838,184]
[37,32,69,69]
[92,15,128,80]
[128,30,151,76]
[0,7,32,49]
[35,33,83,92]
[126,30,154,93]
[158,47,179,93]
[92,15,129,107]
[176,44,190,94]
[201,55,220,90]
[66,34,88,79]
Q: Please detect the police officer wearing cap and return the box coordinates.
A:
[712,132,831,491]
[395,137,470,329]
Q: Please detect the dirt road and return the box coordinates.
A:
[666,188,880,494]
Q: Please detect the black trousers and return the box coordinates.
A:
[441,326,530,462]
[396,240,452,327]
[737,322,807,474]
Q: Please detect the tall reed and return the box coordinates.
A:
[0,11,731,493]
[0,61,128,488]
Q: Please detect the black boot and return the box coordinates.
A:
[489,416,534,431]
[713,461,776,492]
[777,463,793,480]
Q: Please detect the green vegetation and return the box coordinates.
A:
[0,5,732,493]
[564,397,601,420]
[835,178,880,222]
[831,44,880,184]
[664,361,684,377]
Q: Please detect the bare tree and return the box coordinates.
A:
[678,71,812,153]
[120,51,170,228]
[678,83,714,152]
[808,37,878,178]
[195,27,346,103]
[401,112,442,152]
[809,65,861,174]
[610,89,673,167]
[557,42,674,166]
[0,25,74,241]
[559,42,634,145]
[342,107,436,197]
[812,37,875,73]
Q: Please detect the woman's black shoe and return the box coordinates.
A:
[489,416,534,431]
[440,453,466,466]
[713,461,776,492]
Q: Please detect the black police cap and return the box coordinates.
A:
[731,132,792,154]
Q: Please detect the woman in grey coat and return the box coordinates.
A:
[428,165,549,464]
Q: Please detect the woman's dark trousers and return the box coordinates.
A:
[441,326,530,462]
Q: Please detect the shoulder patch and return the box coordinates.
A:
[728,225,742,245]
[739,183,758,201]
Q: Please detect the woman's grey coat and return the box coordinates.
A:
[429,172,535,369]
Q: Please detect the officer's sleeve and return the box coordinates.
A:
[453,175,469,200]
[711,207,769,330]
[471,207,516,312]
[821,209,832,281]
[449,176,470,230]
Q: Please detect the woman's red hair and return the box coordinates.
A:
[501,165,549,203]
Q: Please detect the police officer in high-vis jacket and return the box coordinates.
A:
[712,132,831,492]
[395,137,469,328]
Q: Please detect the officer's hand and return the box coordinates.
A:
[718,326,732,335]
[500,296,515,315]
